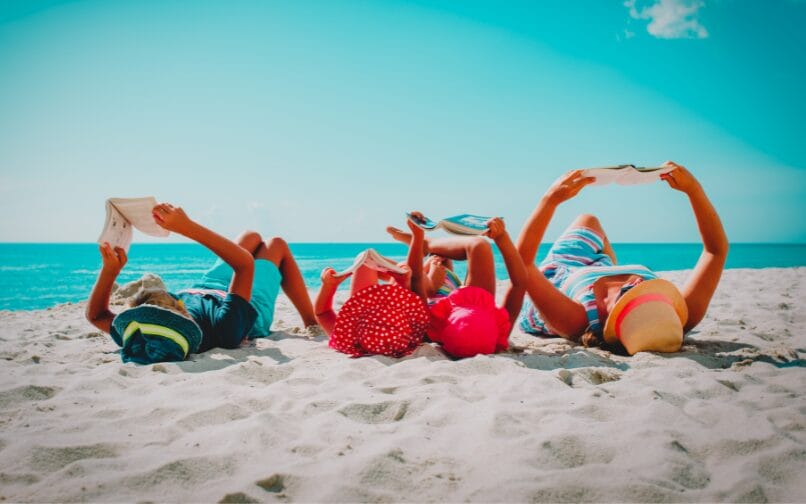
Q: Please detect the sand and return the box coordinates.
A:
[0,268,804,503]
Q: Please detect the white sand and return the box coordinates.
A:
[0,268,804,503]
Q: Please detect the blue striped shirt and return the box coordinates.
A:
[519,226,657,336]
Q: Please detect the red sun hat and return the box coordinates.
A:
[330,283,430,357]
[427,286,511,358]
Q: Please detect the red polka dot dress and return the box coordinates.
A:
[330,284,430,357]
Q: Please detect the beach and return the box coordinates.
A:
[0,267,804,503]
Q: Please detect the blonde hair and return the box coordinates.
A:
[128,288,188,317]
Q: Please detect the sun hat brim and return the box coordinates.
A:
[111,304,202,364]
[330,283,429,357]
[603,278,688,345]
[428,286,511,357]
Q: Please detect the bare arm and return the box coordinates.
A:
[153,203,255,301]
[86,243,127,333]
[315,268,350,336]
[485,218,527,330]
[406,218,427,300]
[661,162,729,331]
[515,171,594,339]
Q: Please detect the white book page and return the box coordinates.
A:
[584,165,674,186]
[97,197,169,252]
[97,202,134,251]
[108,197,169,237]
[337,249,407,276]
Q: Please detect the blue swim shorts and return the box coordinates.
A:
[194,258,282,338]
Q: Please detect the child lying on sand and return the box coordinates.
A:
[314,219,430,358]
[86,203,317,363]
[387,213,527,358]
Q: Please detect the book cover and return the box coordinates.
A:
[407,213,492,235]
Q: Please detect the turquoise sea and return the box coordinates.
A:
[0,243,804,311]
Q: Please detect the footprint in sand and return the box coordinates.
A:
[256,473,286,493]
[230,363,294,386]
[665,440,711,490]
[29,443,119,472]
[557,368,623,387]
[125,457,235,490]
[0,473,40,485]
[178,404,251,430]
[0,385,58,409]
[578,368,623,385]
[533,436,614,470]
[218,492,260,503]
[420,375,459,386]
[338,400,410,424]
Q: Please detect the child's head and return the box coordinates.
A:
[111,290,203,363]
[128,287,190,318]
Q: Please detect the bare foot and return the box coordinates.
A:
[386,226,412,245]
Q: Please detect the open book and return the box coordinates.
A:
[407,213,492,235]
[337,248,407,276]
[97,197,169,252]
[583,164,675,186]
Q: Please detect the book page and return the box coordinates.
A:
[97,201,134,252]
[97,197,169,253]
[108,197,170,237]
[337,249,407,276]
[583,165,674,186]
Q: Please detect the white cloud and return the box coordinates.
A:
[247,201,265,212]
[625,0,709,39]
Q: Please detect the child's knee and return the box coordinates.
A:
[571,214,603,232]
[468,237,493,258]
[265,236,289,253]
[236,231,264,250]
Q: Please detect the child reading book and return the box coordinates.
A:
[387,212,527,358]
[86,203,317,363]
[515,161,728,355]
[314,220,430,358]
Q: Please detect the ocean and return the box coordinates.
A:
[0,243,804,311]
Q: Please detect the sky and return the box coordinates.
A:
[0,0,804,244]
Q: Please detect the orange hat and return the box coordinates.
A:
[603,279,688,355]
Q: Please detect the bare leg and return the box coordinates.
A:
[235,230,265,255]
[566,214,617,264]
[254,236,317,327]
[387,226,429,255]
[425,236,496,296]
[350,264,378,297]
[386,226,454,270]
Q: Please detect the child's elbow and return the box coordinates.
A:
[234,252,255,275]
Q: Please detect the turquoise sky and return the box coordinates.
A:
[1,0,804,244]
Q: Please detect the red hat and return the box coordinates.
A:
[330,283,430,357]
[427,286,510,358]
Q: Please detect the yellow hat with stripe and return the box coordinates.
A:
[111,305,202,364]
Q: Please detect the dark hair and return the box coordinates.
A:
[581,331,604,348]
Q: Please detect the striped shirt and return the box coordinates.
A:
[428,268,462,306]
[519,226,657,336]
